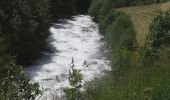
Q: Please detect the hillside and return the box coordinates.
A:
[118,2,170,46]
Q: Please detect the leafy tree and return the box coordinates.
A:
[0,38,40,99]
[0,0,50,65]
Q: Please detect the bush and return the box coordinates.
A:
[141,10,170,65]
[88,0,103,21]
[98,0,113,20]
[98,10,117,34]
[148,10,170,49]
[105,12,135,50]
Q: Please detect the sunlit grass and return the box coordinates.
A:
[118,2,170,46]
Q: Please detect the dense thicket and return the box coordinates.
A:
[0,0,51,65]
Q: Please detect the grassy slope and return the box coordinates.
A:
[118,2,170,46]
[84,2,170,100]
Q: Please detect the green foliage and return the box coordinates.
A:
[64,59,83,100]
[0,39,40,99]
[88,0,103,21]
[83,47,134,100]
[0,63,41,100]
[98,10,117,34]
[141,10,170,65]
[0,0,51,65]
[68,68,83,87]
[84,1,170,100]
[148,10,170,48]
[111,48,132,72]
[88,0,113,22]
[0,0,93,99]
[105,11,135,50]
[152,80,170,100]
[98,0,113,20]
[84,9,136,100]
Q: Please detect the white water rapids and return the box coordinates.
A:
[26,15,110,100]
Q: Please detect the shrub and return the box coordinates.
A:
[98,0,113,21]
[88,0,103,21]
[105,12,135,50]
[98,10,117,34]
[142,10,170,65]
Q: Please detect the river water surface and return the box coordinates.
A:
[26,15,110,99]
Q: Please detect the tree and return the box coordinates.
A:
[0,0,50,65]
[0,38,40,99]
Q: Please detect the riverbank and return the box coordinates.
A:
[82,1,170,99]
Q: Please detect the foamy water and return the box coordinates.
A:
[26,15,110,100]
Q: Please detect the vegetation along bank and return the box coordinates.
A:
[81,0,170,100]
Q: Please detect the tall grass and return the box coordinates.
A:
[82,0,170,100]
[83,10,137,99]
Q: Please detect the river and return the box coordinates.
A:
[26,15,110,100]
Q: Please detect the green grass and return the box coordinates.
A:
[83,48,170,100]
[82,1,170,100]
